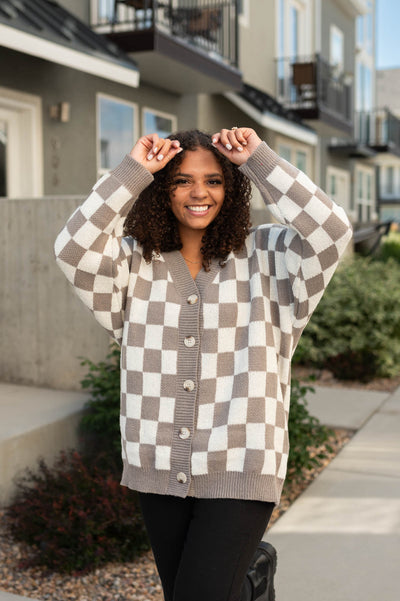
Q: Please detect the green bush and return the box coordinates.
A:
[293,256,400,380]
[378,231,400,263]
[287,378,332,483]
[6,450,150,573]
[79,343,121,466]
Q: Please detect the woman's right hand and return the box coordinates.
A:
[129,133,182,174]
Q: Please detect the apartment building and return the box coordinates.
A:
[1,0,379,390]
[375,68,400,223]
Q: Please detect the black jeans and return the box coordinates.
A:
[138,492,275,601]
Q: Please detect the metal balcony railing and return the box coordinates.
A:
[93,0,238,67]
[275,54,352,125]
[355,108,400,154]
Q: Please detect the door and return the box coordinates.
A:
[0,107,21,197]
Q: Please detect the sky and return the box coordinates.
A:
[376,0,400,69]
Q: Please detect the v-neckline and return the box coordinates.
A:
[162,250,219,296]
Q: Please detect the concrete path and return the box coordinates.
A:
[265,385,400,601]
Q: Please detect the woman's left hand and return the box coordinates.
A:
[211,127,262,165]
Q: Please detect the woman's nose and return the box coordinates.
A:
[191,183,207,198]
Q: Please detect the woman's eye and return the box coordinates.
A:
[174,178,189,185]
[209,179,223,186]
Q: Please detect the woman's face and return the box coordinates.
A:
[169,148,225,236]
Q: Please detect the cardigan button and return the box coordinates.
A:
[184,336,196,348]
[176,472,187,483]
[187,294,199,305]
[178,427,190,439]
[183,379,195,392]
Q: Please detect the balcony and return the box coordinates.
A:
[276,55,353,134]
[355,108,400,157]
[92,0,241,94]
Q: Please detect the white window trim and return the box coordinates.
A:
[96,93,139,177]
[276,0,312,59]
[0,87,43,198]
[238,0,250,28]
[141,106,177,137]
[326,166,350,214]
[330,24,344,73]
[355,164,376,222]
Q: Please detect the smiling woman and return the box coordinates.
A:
[54,126,352,601]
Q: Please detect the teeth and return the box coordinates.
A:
[187,206,209,212]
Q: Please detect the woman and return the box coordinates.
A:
[54,127,352,601]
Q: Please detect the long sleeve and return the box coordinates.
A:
[239,142,353,331]
[54,155,154,345]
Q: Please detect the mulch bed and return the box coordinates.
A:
[0,425,353,601]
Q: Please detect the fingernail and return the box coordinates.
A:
[212,138,218,144]
[147,154,153,160]
[153,146,158,152]
[226,143,232,150]
[177,148,183,153]
[242,141,247,146]
[237,146,243,152]
[157,154,164,161]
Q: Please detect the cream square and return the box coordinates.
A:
[125,441,141,467]
[159,397,175,423]
[143,372,161,397]
[197,403,215,430]
[140,419,158,445]
[144,324,164,349]
[228,397,248,425]
[246,423,266,449]
[201,354,217,379]
[208,425,228,451]
[155,446,171,470]
[191,451,208,475]
[126,393,143,420]
[227,447,246,471]
[267,165,295,193]
[161,350,177,374]
[261,449,277,475]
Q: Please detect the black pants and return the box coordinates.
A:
[138,492,275,601]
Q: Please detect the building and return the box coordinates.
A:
[375,68,400,223]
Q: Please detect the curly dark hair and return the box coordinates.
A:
[123,129,252,271]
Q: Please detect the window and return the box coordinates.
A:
[97,94,137,175]
[330,25,344,73]
[278,144,292,163]
[238,0,249,26]
[385,166,394,195]
[326,166,350,214]
[277,140,310,175]
[355,166,375,223]
[142,108,177,138]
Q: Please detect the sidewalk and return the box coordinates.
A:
[0,384,399,601]
[265,384,400,601]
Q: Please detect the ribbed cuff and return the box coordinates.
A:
[111,154,154,196]
[239,141,280,182]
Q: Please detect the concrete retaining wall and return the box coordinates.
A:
[0,196,111,390]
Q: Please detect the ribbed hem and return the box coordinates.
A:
[111,154,154,196]
[121,461,283,504]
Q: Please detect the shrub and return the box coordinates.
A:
[6,450,150,574]
[293,257,400,380]
[286,378,332,483]
[378,231,400,263]
[79,344,121,466]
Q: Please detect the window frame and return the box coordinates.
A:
[354,164,376,223]
[326,166,350,215]
[141,106,177,138]
[277,136,312,176]
[96,93,138,177]
[330,24,344,74]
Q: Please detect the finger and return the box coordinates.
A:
[218,129,233,150]
[211,132,221,145]
[227,130,244,153]
[155,139,173,162]
[233,128,248,147]
[147,133,160,160]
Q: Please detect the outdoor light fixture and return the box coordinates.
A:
[49,102,71,122]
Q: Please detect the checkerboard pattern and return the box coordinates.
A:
[54,143,352,503]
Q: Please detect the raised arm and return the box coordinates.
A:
[212,127,353,329]
[54,134,182,344]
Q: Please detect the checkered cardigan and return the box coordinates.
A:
[54,142,352,503]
